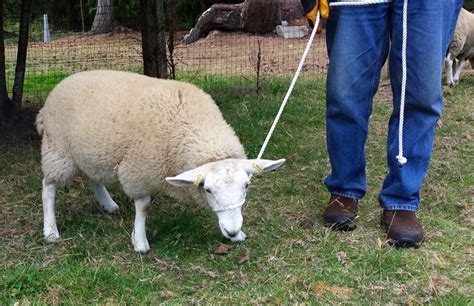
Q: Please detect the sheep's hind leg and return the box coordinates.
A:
[42,179,60,242]
[87,179,119,213]
[445,53,455,86]
[40,134,77,242]
[132,196,151,254]
[453,59,466,84]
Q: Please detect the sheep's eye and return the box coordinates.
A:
[245,183,250,189]
[204,187,212,194]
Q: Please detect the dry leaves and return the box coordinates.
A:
[212,244,232,255]
[191,266,218,278]
[335,251,348,264]
[160,290,177,299]
[238,254,250,265]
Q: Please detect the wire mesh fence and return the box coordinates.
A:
[4,0,329,102]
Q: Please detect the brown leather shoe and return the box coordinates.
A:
[381,210,424,248]
[324,195,358,231]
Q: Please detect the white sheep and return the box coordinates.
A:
[36,70,285,254]
[445,8,474,86]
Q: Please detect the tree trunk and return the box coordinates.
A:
[183,3,244,45]
[11,0,32,118]
[90,0,114,34]
[66,0,72,31]
[168,0,177,79]
[140,0,168,78]
[80,0,85,32]
[0,0,12,122]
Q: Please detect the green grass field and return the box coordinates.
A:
[0,74,473,304]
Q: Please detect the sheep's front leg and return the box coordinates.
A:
[445,54,455,86]
[87,179,119,213]
[42,179,60,242]
[132,196,151,254]
[453,58,466,84]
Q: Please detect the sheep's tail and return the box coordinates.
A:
[35,110,44,136]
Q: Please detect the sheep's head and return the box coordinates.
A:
[165,158,285,242]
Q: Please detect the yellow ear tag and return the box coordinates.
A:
[252,163,265,174]
[193,174,202,187]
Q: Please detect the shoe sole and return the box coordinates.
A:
[381,219,423,249]
[387,237,423,249]
[325,220,357,231]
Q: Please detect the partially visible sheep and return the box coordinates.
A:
[445,8,474,86]
[36,70,285,254]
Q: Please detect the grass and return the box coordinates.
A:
[4,63,71,103]
[0,73,473,304]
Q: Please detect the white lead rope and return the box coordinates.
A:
[396,0,408,165]
[331,0,408,165]
[256,11,321,160]
[257,0,408,166]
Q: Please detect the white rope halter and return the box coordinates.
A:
[212,199,245,212]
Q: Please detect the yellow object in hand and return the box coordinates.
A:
[319,0,329,19]
[305,0,329,25]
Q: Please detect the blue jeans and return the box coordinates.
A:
[324,0,463,211]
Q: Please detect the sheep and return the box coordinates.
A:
[36,70,285,254]
[445,8,474,86]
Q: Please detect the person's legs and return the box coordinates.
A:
[380,0,462,211]
[379,0,462,247]
[325,3,390,200]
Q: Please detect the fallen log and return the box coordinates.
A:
[183,0,307,44]
[183,3,244,44]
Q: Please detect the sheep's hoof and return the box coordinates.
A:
[230,231,247,242]
[44,228,60,243]
[136,248,151,255]
[102,202,120,214]
[132,231,151,254]
[133,242,151,254]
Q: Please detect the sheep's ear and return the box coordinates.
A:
[165,167,208,187]
[240,158,286,175]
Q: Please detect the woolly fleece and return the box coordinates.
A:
[36,70,246,201]
[449,8,474,65]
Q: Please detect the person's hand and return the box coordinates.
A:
[319,0,329,19]
[306,0,329,27]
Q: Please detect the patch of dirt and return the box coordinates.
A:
[177,30,329,75]
[0,108,41,146]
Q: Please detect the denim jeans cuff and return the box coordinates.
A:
[328,189,364,200]
[380,203,419,212]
